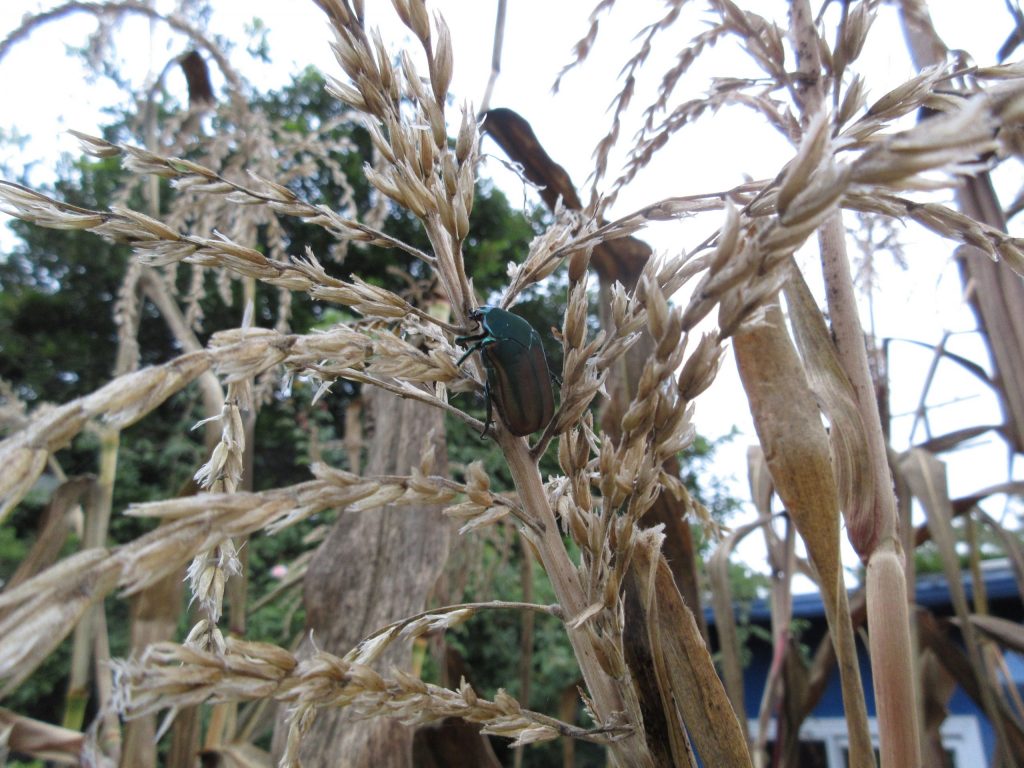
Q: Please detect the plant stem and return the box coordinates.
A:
[820,210,921,768]
[497,430,652,768]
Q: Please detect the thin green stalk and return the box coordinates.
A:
[63,427,118,731]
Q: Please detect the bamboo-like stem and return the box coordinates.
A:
[818,215,897,545]
[139,269,224,444]
[513,537,534,768]
[787,0,919,762]
[865,541,919,766]
[496,430,651,768]
[63,429,119,731]
[479,0,506,113]
[92,608,122,763]
[820,209,920,768]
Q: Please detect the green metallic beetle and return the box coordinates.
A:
[456,306,555,437]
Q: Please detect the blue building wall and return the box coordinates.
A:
[707,564,1022,765]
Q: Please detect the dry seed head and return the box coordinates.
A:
[424,96,447,152]
[361,120,397,164]
[326,76,369,112]
[417,125,435,177]
[120,146,183,179]
[777,162,850,228]
[609,282,631,328]
[678,332,723,400]
[602,566,622,611]
[441,151,459,197]
[208,328,289,382]
[838,75,867,127]
[436,187,458,237]
[635,358,663,403]
[590,632,625,678]
[86,352,212,429]
[464,461,492,502]
[453,193,470,241]
[893,95,995,152]
[643,277,669,342]
[406,467,457,506]
[400,0,431,46]
[0,565,118,692]
[458,155,477,212]
[717,270,787,338]
[368,332,458,383]
[554,372,607,435]
[655,307,684,363]
[348,628,399,666]
[0,181,100,229]
[370,29,395,100]
[569,602,604,629]
[558,431,573,477]
[346,483,406,512]
[113,206,181,240]
[569,501,591,544]
[835,2,872,75]
[69,129,121,158]
[564,282,589,349]
[710,202,741,273]
[567,245,593,284]
[391,165,431,218]
[777,110,830,218]
[329,31,364,83]
[571,468,593,514]
[864,65,945,120]
[227,637,297,675]
[0,449,49,522]
[598,440,616,497]
[455,108,475,165]
[399,50,428,108]
[431,13,454,107]
[655,408,695,463]
[509,726,560,747]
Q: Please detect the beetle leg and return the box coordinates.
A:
[481,378,494,438]
[455,333,492,367]
[455,330,487,345]
[455,343,479,367]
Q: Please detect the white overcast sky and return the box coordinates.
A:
[1,1,1021,581]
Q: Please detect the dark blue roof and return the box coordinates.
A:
[709,561,1021,624]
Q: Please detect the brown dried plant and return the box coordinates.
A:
[2,1,1024,767]
[537,1,1024,767]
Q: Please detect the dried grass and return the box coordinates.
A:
[2,1,1024,766]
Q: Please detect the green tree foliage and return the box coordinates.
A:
[0,68,541,728]
[1,64,740,765]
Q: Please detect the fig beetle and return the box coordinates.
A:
[456,306,555,437]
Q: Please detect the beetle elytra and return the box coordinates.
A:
[456,306,555,437]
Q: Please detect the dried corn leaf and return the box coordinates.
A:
[915,424,1000,454]
[978,508,1024,600]
[899,448,1013,753]
[631,530,752,767]
[0,558,120,696]
[952,614,1024,654]
[708,512,773,731]
[782,262,875,555]
[0,708,83,765]
[734,299,872,763]
[734,301,842,604]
